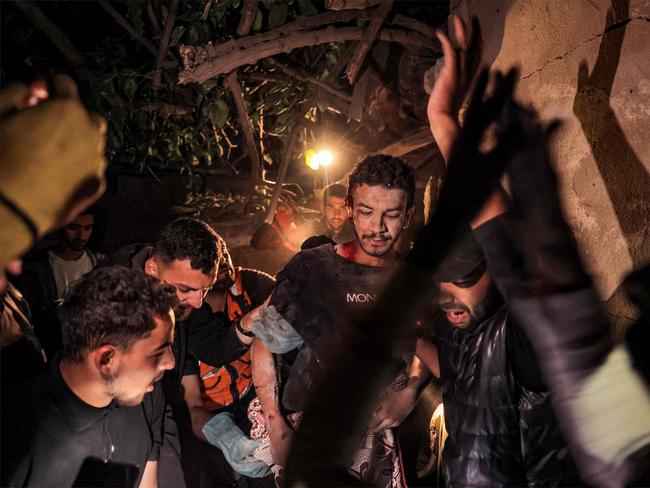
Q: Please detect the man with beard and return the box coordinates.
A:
[1,266,177,488]
[104,218,257,486]
[413,15,579,486]
[181,237,276,484]
[308,183,355,244]
[246,154,426,486]
[17,206,104,357]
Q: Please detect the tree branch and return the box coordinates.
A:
[344,1,393,84]
[266,59,352,102]
[181,9,368,64]
[237,0,259,36]
[15,2,85,65]
[99,1,159,57]
[147,2,162,38]
[325,0,384,9]
[153,0,179,87]
[179,26,432,84]
[224,71,262,184]
[391,14,438,40]
[201,0,214,21]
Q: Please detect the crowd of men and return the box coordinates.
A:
[1,15,650,488]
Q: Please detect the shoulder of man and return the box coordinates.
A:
[237,266,276,307]
[275,242,336,283]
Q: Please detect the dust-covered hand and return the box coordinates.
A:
[252,305,303,354]
[202,412,271,478]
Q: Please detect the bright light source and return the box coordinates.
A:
[305,149,334,170]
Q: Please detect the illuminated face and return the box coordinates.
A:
[104,312,175,406]
[322,195,347,233]
[146,258,216,320]
[62,214,94,252]
[351,184,413,259]
[437,270,500,329]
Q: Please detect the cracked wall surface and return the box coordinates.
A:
[450,0,650,326]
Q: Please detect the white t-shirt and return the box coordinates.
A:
[48,250,94,299]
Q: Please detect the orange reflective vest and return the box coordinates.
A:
[199,269,254,410]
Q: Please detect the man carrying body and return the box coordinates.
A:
[181,236,276,484]
[18,206,104,357]
[1,266,176,487]
[309,183,355,244]
[248,154,424,486]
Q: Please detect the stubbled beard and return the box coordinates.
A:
[174,304,193,321]
[102,369,144,407]
[353,228,394,257]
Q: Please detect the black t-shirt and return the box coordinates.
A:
[269,244,404,410]
[1,357,164,487]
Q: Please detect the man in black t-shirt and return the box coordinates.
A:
[1,266,177,487]
[247,155,428,486]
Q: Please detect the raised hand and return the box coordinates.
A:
[427,16,482,160]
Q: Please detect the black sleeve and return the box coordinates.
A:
[185,307,248,368]
[506,318,547,392]
[144,384,165,461]
[473,216,528,302]
[240,268,276,307]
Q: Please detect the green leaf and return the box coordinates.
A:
[122,77,138,100]
[296,0,318,15]
[169,26,185,47]
[268,2,288,29]
[252,8,263,31]
[206,99,230,128]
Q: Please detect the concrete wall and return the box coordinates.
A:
[450,0,650,328]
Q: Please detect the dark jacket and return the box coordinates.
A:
[16,247,103,358]
[433,217,580,487]
[436,307,577,487]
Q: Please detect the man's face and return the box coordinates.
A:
[146,258,216,321]
[351,184,413,258]
[322,195,347,233]
[213,249,235,293]
[104,312,175,406]
[437,269,500,329]
[61,214,94,252]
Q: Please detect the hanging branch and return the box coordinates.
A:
[179,26,431,84]
[237,0,259,36]
[344,0,393,84]
[325,0,384,9]
[266,58,352,103]
[99,1,159,57]
[15,2,85,65]
[153,0,179,87]
[224,71,262,185]
[264,122,302,224]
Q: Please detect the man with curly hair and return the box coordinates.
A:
[245,155,429,487]
[104,217,257,486]
[2,266,177,487]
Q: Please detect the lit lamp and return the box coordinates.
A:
[305,149,334,170]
